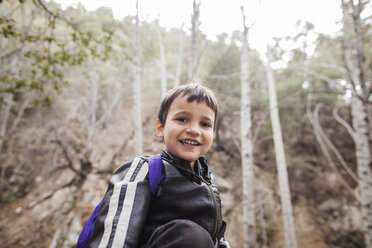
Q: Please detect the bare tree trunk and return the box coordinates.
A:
[10,97,30,131]
[240,7,257,248]
[189,0,200,78]
[133,0,143,155]
[368,105,372,146]
[87,71,98,148]
[342,1,372,246]
[195,40,207,76]
[0,94,13,153]
[257,192,268,248]
[350,96,372,248]
[266,46,298,248]
[156,19,167,97]
[174,26,184,88]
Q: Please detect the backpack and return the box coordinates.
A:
[77,154,162,248]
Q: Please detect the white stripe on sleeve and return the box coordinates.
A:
[98,157,142,248]
[111,163,149,247]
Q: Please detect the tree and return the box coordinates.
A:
[189,0,200,78]
[133,0,143,155]
[265,46,298,248]
[240,6,257,248]
[0,2,37,153]
[0,0,114,155]
[341,1,372,247]
[156,18,167,97]
[173,26,185,88]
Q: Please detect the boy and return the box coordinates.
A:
[88,83,229,248]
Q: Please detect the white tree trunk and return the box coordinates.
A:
[88,71,98,147]
[240,7,257,248]
[368,105,372,147]
[342,1,372,246]
[156,20,167,97]
[10,97,30,131]
[189,0,200,78]
[133,0,143,155]
[351,96,372,248]
[174,27,184,88]
[0,93,13,153]
[257,192,268,248]
[266,47,298,248]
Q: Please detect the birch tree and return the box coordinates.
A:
[0,94,13,154]
[133,0,143,155]
[350,96,372,248]
[341,1,372,247]
[156,19,167,97]
[174,26,185,88]
[189,0,200,78]
[87,69,99,150]
[265,46,298,248]
[240,6,257,248]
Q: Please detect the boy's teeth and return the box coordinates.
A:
[181,140,199,145]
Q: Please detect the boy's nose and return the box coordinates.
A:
[185,123,201,136]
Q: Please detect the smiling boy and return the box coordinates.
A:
[155,88,215,170]
[88,83,229,248]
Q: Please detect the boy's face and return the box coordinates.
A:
[156,95,215,168]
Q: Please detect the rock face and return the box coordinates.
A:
[0,98,365,248]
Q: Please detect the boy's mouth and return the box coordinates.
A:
[179,139,200,146]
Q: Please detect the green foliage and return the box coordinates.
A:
[0,0,117,105]
[0,17,19,38]
[289,155,319,167]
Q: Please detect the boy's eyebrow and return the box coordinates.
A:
[173,110,214,123]
[173,110,191,116]
[201,115,214,123]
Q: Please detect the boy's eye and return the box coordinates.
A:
[201,122,212,128]
[176,117,187,123]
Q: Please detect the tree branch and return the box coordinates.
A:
[10,98,30,131]
[315,104,358,183]
[332,106,356,142]
[307,70,346,94]
[51,139,86,179]
[27,177,76,209]
[34,0,79,30]
[306,96,360,202]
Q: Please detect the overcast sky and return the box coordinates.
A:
[53,0,343,53]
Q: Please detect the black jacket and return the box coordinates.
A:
[89,150,227,248]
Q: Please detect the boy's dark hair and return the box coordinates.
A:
[157,83,219,130]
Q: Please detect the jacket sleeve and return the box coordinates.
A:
[89,157,151,248]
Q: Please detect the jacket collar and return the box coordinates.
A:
[161,149,212,183]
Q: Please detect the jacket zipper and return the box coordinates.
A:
[200,177,220,241]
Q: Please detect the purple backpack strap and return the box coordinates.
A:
[148,154,162,194]
[77,200,102,248]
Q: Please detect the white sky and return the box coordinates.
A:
[54,0,342,53]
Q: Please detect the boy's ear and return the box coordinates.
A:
[155,119,164,137]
